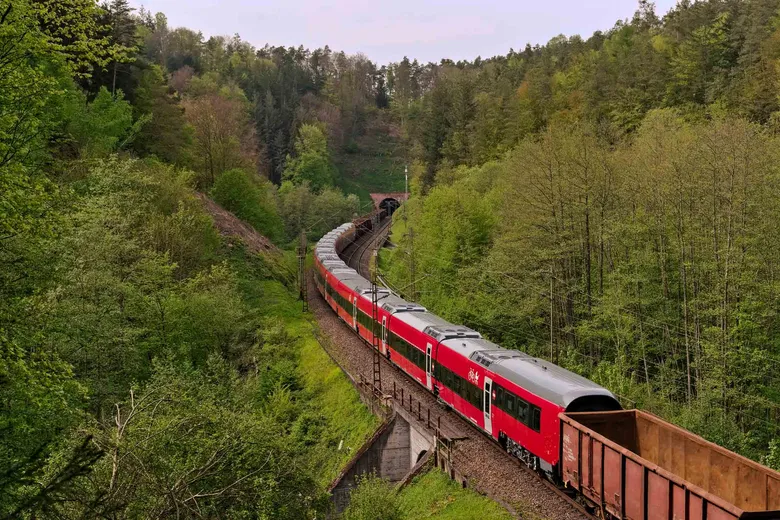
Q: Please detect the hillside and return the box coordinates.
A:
[334,111,408,205]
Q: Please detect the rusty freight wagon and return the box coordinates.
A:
[561,410,780,520]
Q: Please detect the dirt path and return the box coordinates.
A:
[196,193,278,255]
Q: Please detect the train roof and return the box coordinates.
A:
[330,268,359,278]
[357,287,392,302]
[317,253,341,261]
[322,260,346,269]
[394,311,482,341]
[335,274,368,292]
[440,337,500,358]
[470,349,617,409]
[380,294,427,313]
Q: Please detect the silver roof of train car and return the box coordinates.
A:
[440,337,500,358]
[380,294,427,313]
[337,275,370,292]
[358,287,392,299]
[470,348,617,408]
[317,253,341,261]
[394,312,481,341]
[322,260,346,268]
[330,268,359,277]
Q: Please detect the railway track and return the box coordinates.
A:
[340,216,392,277]
[312,219,593,520]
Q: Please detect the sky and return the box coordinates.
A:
[128,0,681,65]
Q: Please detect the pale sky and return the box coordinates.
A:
[128,0,680,65]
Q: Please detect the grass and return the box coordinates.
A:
[297,330,380,485]
[228,243,380,486]
[377,211,407,266]
[396,470,514,520]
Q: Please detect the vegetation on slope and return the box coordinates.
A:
[0,1,377,515]
[341,471,514,520]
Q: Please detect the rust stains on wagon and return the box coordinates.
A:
[560,409,780,520]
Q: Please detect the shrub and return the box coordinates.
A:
[211,168,283,242]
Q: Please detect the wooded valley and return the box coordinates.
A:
[3,0,780,517]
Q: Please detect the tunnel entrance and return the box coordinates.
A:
[370,192,409,216]
[379,198,400,215]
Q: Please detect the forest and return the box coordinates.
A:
[5,0,780,517]
[0,0,380,516]
[381,0,780,466]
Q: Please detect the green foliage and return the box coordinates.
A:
[0,337,88,514]
[341,475,402,520]
[668,12,733,105]
[0,2,395,517]
[283,123,335,191]
[210,168,284,242]
[80,356,325,518]
[31,0,116,78]
[341,470,515,520]
[0,0,72,238]
[386,115,780,461]
[34,159,222,406]
[765,439,780,470]
[2,152,378,516]
[65,87,145,157]
[183,87,258,187]
[131,65,193,165]
[396,470,514,519]
[296,328,379,484]
[277,180,360,242]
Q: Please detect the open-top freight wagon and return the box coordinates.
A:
[561,410,780,519]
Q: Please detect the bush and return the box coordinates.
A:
[765,439,780,470]
[341,475,401,520]
[278,181,360,243]
[210,168,283,242]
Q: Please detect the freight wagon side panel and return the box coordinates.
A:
[561,410,780,520]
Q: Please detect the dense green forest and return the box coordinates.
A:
[0,0,385,516]
[381,0,780,466]
[6,0,780,516]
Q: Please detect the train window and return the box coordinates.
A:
[531,407,541,432]
[495,385,503,407]
[517,400,529,423]
[505,394,515,416]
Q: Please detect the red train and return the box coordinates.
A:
[315,221,780,519]
[315,222,620,479]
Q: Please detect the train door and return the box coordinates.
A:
[425,343,433,390]
[381,316,387,355]
[352,297,357,330]
[483,376,493,435]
